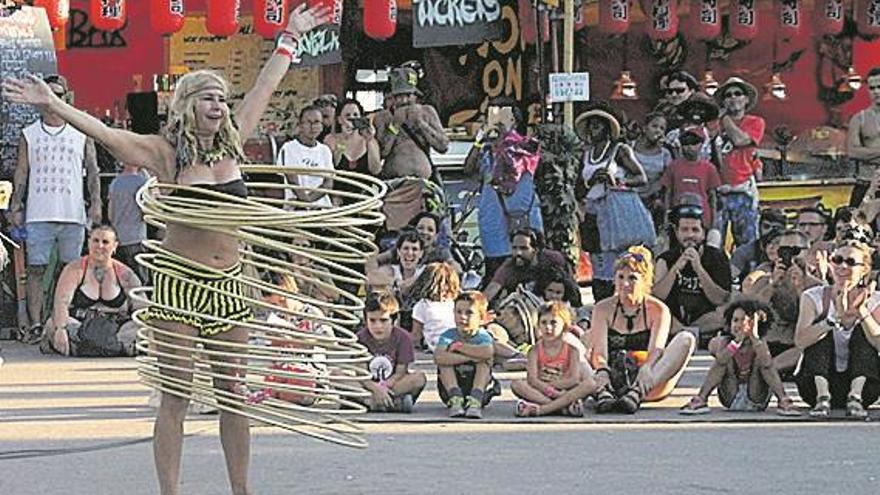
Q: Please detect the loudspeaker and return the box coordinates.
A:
[126,92,160,135]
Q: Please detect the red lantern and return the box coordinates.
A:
[34,0,70,30]
[729,0,759,41]
[363,0,397,40]
[776,0,803,40]
[308,0,342,25]
[645,0,679,41]
[858,0,880,37]
[150,0,185,35]
[90,0,126,31]
[599,0,631,34]
[689,0,721,40]
[206,0,241,37]
[814,0,845,36]
[253,0,289,38]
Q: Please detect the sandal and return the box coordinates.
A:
[846,394,868,420]
[566,399,584,417]
[594,387,617,414]
[515,399,540,417]
[22,324,43,345]
[776,396,802,417]
[618,387,642,414]
[809,395,831,418]
[679,396,711,415]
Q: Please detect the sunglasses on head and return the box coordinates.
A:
[619,252,645,263]
[798,221,826,227]
[675,204,704,220]
[725,90,745,98]
[831,255,863,267]
[667,87,688,95]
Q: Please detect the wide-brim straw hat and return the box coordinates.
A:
[715,76,758,111]
[389,67,423,96]
[574,109,621,141]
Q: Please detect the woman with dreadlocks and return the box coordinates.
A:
[3,6,332,495]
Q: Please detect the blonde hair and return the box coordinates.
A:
[834,239,875,269]
[455,290,489,317]
[538,301,572,328]
[162,70,247,176]
[614,246,655,287]
[414,262,461,302]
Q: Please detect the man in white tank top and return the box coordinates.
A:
[7,75,101,343]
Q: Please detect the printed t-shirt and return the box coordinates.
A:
[660,158,721,228]
[357,326,415,382]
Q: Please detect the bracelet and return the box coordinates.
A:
[274,46,294,62]
[282,29,301,39]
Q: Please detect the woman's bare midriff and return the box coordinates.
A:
[163,223,240,269]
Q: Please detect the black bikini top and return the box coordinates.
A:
[71,258,127,310]
[607,300,651,353]
[172,179,248,199]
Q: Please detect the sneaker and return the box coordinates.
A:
[394,393,414,413]
[464,396,483,419]
[448,396,466,418]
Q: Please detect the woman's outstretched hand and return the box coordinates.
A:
[1,75,57,108]
[287,3,332,37]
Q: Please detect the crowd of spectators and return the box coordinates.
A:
[4,65,880,420]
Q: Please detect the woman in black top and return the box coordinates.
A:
[43,225,142,356]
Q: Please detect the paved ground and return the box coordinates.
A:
[2,341,879,494]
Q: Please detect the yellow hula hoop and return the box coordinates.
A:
[135,166,387,448]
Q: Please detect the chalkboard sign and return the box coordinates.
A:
[0,6,58,181]
[412,0,504,48]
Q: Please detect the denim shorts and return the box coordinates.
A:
[26,222,85,266]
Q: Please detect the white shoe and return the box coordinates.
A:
[189,398,218,415]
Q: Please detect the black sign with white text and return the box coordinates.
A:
[413,0,504,48]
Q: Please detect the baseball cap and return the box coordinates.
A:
[680,126,707,144]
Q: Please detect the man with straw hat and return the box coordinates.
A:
[712,76,766,250]
[373,65,449,180]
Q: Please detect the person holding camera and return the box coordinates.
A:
[741,230,823,375]
[323,98,382,188]
[653,203,731,339]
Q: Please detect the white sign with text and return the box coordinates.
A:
[549,72,590,103]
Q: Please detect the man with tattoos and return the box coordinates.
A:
[373,66,449,180]
[6,75,102,344]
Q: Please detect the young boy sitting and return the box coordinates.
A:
[434,290,500,418]
[357,291,427,413]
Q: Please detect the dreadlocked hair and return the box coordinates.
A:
[413,262,460,302]
[161,70,247,177]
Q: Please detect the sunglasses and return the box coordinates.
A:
[831,255,863,267]
[675,204,704,219]
[797,221,826,227]
[869,85,880,90]
[761,221,785,230]
[618,252,646,263]
[667,87,688,95]
[725,90,745,98]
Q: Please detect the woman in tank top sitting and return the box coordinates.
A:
[323,98,382,201]
[794,233,880,418]
[589,246,696,413]
[42,225,143,356]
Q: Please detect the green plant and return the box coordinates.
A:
[534,123,583,267]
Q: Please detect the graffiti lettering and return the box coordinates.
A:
[295,27,339,58]
[100,0,123,19]
[67,9,127,48]
[417,0,501,28]
[870,0,880,27]
[170,0,184,15]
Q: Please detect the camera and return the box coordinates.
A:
[349,117,371,131]
[776,245,803,269]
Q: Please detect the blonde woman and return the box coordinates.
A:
[590,246,695,413]
[794,236,880,418]
[3,5,330,495]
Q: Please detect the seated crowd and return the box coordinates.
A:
[5,68,880,422]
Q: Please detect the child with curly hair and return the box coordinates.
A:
[511,301,598,417]
[411,262,460,352]
[680,298,800,416]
